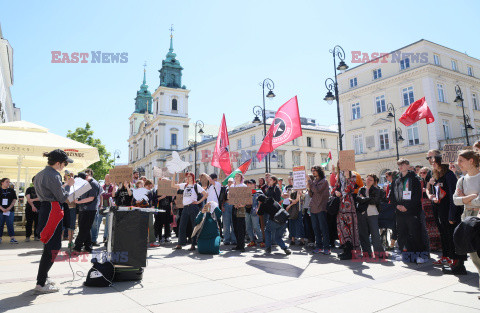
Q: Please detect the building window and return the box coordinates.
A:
[143,139,146,157]
[292,152,301,167]
[307,137,312,147]
[251,156,257,169]
[433,54,440,65]
[437,84,446,102]
[250,134,256,146]
[473,93,479,110]
[451,60,458,71]
[349,77,357,88]
[277,151,285,168]
[400,58,410,70]
[237,139,242,149]
[155,132,158,147]
[292,138,299,146]
[468,66,474,76]
[402,87,415,106]
[172,99,178,111]
[320,138,327,148]
[307,154,315,169]
[406,123,420,146]
[373,69,382,80]
[171,133,177,146]
[352,102,361,120]
[353,134,364,155]
[378,129,390,151]
[443,120,451,139]
[375,95,386,113]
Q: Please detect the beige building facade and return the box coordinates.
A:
[338,39,480,184]
[168,121,338,182]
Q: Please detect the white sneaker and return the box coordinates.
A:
[46,278,56,286]
[34,284,59,294]
[416,257,426,264]
[25,237,30,242]
[395,254,403,261]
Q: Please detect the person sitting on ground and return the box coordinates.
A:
[195,201,222,254]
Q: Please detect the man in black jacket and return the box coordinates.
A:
[390,158,427,263]
[257,195,291,255]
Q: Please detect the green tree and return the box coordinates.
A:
[67,123,114,180]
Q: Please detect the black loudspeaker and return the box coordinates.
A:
[113,266,144,282]
[112,210,149,268]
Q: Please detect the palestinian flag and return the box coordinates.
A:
[321,150,332,168]
[222,159,252,186]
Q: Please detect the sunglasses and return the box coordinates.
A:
[420,172,427,175]
[426,156,434,160]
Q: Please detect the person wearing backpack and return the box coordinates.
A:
[173,172,207,251]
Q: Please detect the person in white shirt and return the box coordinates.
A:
[173,172,207,251]
[205,173,222,205]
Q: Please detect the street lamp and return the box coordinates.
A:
[113,149,121,166]
[454,85,474,146]
[188,120,204,178]
[252,78,275,173]
[323,45,348,151]
[386,103,403,161]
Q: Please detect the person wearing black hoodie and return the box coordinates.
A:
[390,158,427,263]
[257,194,291,255]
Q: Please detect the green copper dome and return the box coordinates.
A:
[134,69,153,114]
[159,35,185,89]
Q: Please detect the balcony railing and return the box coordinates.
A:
[438,134,480,149]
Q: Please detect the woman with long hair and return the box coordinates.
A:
[453,150,480,280]
[331,163,360,260]
[428,155,466,274]
[419,167,442,253]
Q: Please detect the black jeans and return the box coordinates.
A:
[178,204,199,246]
[154,212,171,239]
[232,208,246,249]
[396,213,425,253]
[25,206,39,238]
[36,202,62,287]
[74,210,96,251]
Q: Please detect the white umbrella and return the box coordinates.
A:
[0,121,100,187]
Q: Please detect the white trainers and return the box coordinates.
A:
[416,257,426,264]
[25,237,30,242]
[46,278,56,286]
[34,284,59,294]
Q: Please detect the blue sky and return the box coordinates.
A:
[1,0,479,164]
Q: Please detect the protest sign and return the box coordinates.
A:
[175,194,184,208]
[68,177,92,202]
[441,143,464,164]
[109,166,133,183]
[228,187,252,207]
[292,166,307,190]
[157,180,178,197]
[339,150,356,171]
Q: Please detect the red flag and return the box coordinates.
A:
[211,114,232,175]
[256,96,303,161]
[399,97,435,126]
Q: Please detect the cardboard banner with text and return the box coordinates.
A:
[109,166,133,183]
[175,194,184,208]
[292,166,307,190]
[339,150,356,171]
[228,187,252,207]
[442,143,464,164]
[157,180,178,197]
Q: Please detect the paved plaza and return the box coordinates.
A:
[1,236,479,313]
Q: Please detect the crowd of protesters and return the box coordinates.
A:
[3,143,480,295]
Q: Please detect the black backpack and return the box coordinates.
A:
[84,258,114,287]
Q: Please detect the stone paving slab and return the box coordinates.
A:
[0,239,479,313]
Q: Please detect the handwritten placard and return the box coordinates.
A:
[157,180,178,197]
[442,143,464,164]
[175,194,184,208]
[292,166,307,190]
[339,150,356,171]
[109,166,133,183]
[228,187,252,207]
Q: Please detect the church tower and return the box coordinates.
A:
[128,27,190,178]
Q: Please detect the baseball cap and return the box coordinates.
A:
[45,149,74,164]
[228,177,234,182]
